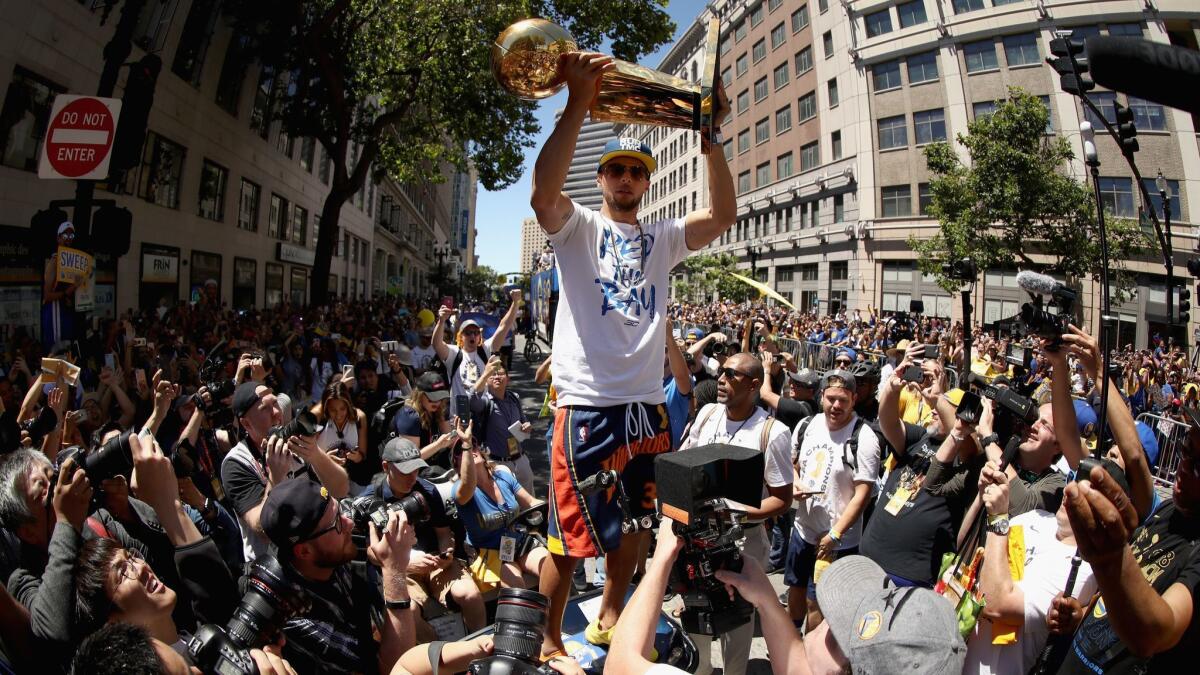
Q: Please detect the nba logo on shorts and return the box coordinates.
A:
[578,424,590,444]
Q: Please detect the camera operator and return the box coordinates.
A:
[688,330,730,383]
[260,477,417,674]
[758,352,817,430]
[72,621,297,675]
[220,382,350,564]
[366,437,486,639]
[787,369,880,631]
[680,352,792,675]
[0,450,91,654]
[860,343,973,589]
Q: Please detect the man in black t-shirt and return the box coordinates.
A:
[759,353,818,430]
[1056,433,1200,674]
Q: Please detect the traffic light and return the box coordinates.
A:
[30,207,70,260]
[1180,286,1191,324]
[1188,258,1200,278]
[1048,36,1093,95]
[91,205,132,257]
[1113,102,1139,155]
[110,54,161,175]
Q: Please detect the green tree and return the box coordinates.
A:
[226,0,674,303]
[912,88,1152,299]
[462,265,501,300]
[680,252,752,303]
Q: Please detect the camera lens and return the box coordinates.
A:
[492,588,549,664]
[270,410,319,441]
[82,430,134,482]
[225,557,309,649]
[476,510,510,532]
[394,491,430,525]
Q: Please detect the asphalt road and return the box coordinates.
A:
[509,335,783,674]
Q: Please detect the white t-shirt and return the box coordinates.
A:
[791,413,881,547]
[411,344,437,372]
[682,403,794,518]
[963,509,1097,675]
[445,338,503,418]
[546,200,690,407]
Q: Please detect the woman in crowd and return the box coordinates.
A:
[392,372,459,476]
[315,380,370,486]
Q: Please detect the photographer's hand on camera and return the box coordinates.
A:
[130,431,204,546]
[249,645,298,675]
[264,435,292,488]
[978,462,1011,517]
[53,457,92,532]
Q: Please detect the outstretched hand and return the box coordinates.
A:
[1064,463,1139,569]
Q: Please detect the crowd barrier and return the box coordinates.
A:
[1137,412,1189,489]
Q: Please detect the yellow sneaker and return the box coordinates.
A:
[585,619,657,660]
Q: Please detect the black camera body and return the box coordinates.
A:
[980,383,1038,426]
[468,589,555,675]
[268,410,319,441]
[656,445,763,635]
[198,340,236,427]
[188,556,310,675]
[341,492,431,554]
[1015,284,1077,350]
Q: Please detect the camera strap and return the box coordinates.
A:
[427,640,447,675]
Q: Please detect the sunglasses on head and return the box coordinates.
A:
[601,163,649,180]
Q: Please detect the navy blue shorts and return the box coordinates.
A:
[783,529,857,593]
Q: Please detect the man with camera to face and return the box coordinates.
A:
[365,436,485,638]
[220,382,349,564]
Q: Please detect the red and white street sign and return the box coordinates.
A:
[38,94,122,180]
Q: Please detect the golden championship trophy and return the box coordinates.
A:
[492,17,722,151]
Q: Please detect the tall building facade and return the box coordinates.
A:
[632,0,1199,347]
[520,216,547,274]
[0,0,473,327]
[559,111,613,210]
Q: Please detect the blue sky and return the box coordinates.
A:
[474,0,705,274]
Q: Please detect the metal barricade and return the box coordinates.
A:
[1136,412,1189,489]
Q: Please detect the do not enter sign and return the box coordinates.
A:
[38,95,122,180]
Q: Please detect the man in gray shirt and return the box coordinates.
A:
[470,356,534,490]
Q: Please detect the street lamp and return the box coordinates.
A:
[1157,171,1174,321]
[745,244,760,278]
[433,244,449,298]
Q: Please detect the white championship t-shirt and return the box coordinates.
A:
[683,403,794,516]
[545,200,690,407]
[791,413,881,548]
[445,337,503,418]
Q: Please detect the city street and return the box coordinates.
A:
[510,335,780,673]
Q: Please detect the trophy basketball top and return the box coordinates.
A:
[491,18,579,100]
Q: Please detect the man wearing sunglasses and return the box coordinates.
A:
[431,290,522,419]
[42,221,81,352]
[529,50,736,660]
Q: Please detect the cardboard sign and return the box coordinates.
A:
[55,246,93,285]
[40,357,80,387]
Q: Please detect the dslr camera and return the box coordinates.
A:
[198,340,236,427]
[188,556,310,675]
[54,430,137,490]
[1015,282,1077,350]
[468,589,555,675]
[340,492,431,553]
[655,445,764,635]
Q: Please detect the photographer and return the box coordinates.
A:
[314,381,370,486]
[71,622,296,675]
[758,352,817,430]
[220,382,350,564]
[365,437,485,639]
[680,352,792,675]
[261,477,417,674]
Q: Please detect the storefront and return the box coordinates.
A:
[189,250,222,307]
[139,243,180,312]
[233,257,257,310]
[276,243,313,307]
[265,263,284,308]
[0,225,44,335]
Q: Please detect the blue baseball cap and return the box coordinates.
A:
[598,138,657,173]
[1135,420,1160,468]
[836,347,857,362]
[1073,399,1098,443]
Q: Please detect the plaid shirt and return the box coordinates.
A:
[282,562,380,674]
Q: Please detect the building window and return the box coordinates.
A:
[753,39,767,63]
[771,23,787,49]
[792,4,810,31]
[777,152,794,179]
[738,129,750,153]
[774,62,789,89]
[138,132,186,208]
[1141,178,1181,220]
[823,31,834,58]
[769,0,784,10]
[972,100,998,120]
[1002,33,1040,67]
[1108,23,1143,37]
[913,108,946,144]
[735,21,748,43]
[1097,177,1134,217]
[865,9,893,38]
[811,199,820,227]
[907,51,939,84]
[738,170,751,194]
[233,257,256,310]
[214,33,250,115]
[801,264,819,281]
[237,178,260,231]
[827,78,839,107]
[952,0,986,13]
[721,37,732,55]
[801,141,820,171]
[795,46,813,74]
[831,130,842,159]
[777,266,794,282]
[1128,96,1167,131]
[963,40,999,73]
[171,0,218,86]
[756,117,771,144]
[819,0,829,12]
[918,182,933,214]
[776,104,792,133]
[0,67,64,171]
[882,185,912,217]
[750,3,765,26]
[299,137,315,172]
[833,194,845,222]
[897,0,928,27]
[291,205,308,246]
[1038,95,1055,133]
[754,77,769,101]
[318,145,331,184]
[872,59,902,91]
[197,159,228,221]
[877,114,908,149]
[736,53,749,76]
[722,67,733,87]
[737,89,750,113]
[268,193,288,240]
[757,162,771,187]
[1084,92,1117,127]
[723,140,733,161]
[249,65,276,139]
[798,91,817,121]
[831,261,849,280]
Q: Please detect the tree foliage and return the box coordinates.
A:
[224,0,674,302]
[679,252,752,303]
[462,265,501,301]
[912,88,1152,299]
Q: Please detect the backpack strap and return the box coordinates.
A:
[682,403,723,445]
[792,415,814,464]
[759,416,776,454]
[844,417,867,473]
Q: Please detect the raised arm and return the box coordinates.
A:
[758,351,781,411]
[665,329,692,396]
[682,83,735,250]
[530,53,613,235]
[455,438,477,506]
[1044,345,1083,471]
[489,289,523,350]
[534,353,553,384]
[431,306,453,362]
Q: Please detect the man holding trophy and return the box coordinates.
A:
[520,32,734,660]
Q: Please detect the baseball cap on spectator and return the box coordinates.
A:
[57,221,75,236]
[415,372,451,401]
[231,382,263,419]
[1135,420,1161,468]
[597,137,657,173]
[687,328,705,341]
[821,369,857,392]
[381,437,428,473]
[458,319,482,333]
[788,368,820,388]
[835,348,857,364]
[260,478,331,553]
[886,339,912,358]
[817,555,967,674]
[392,345,414,367]
[1074,399,1098,449]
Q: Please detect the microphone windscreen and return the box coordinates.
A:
[1015,270,1059,296]
[1087,36,1200,115]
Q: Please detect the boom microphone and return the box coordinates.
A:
[1015,270,1059,296]
[1086,36,1200,115]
